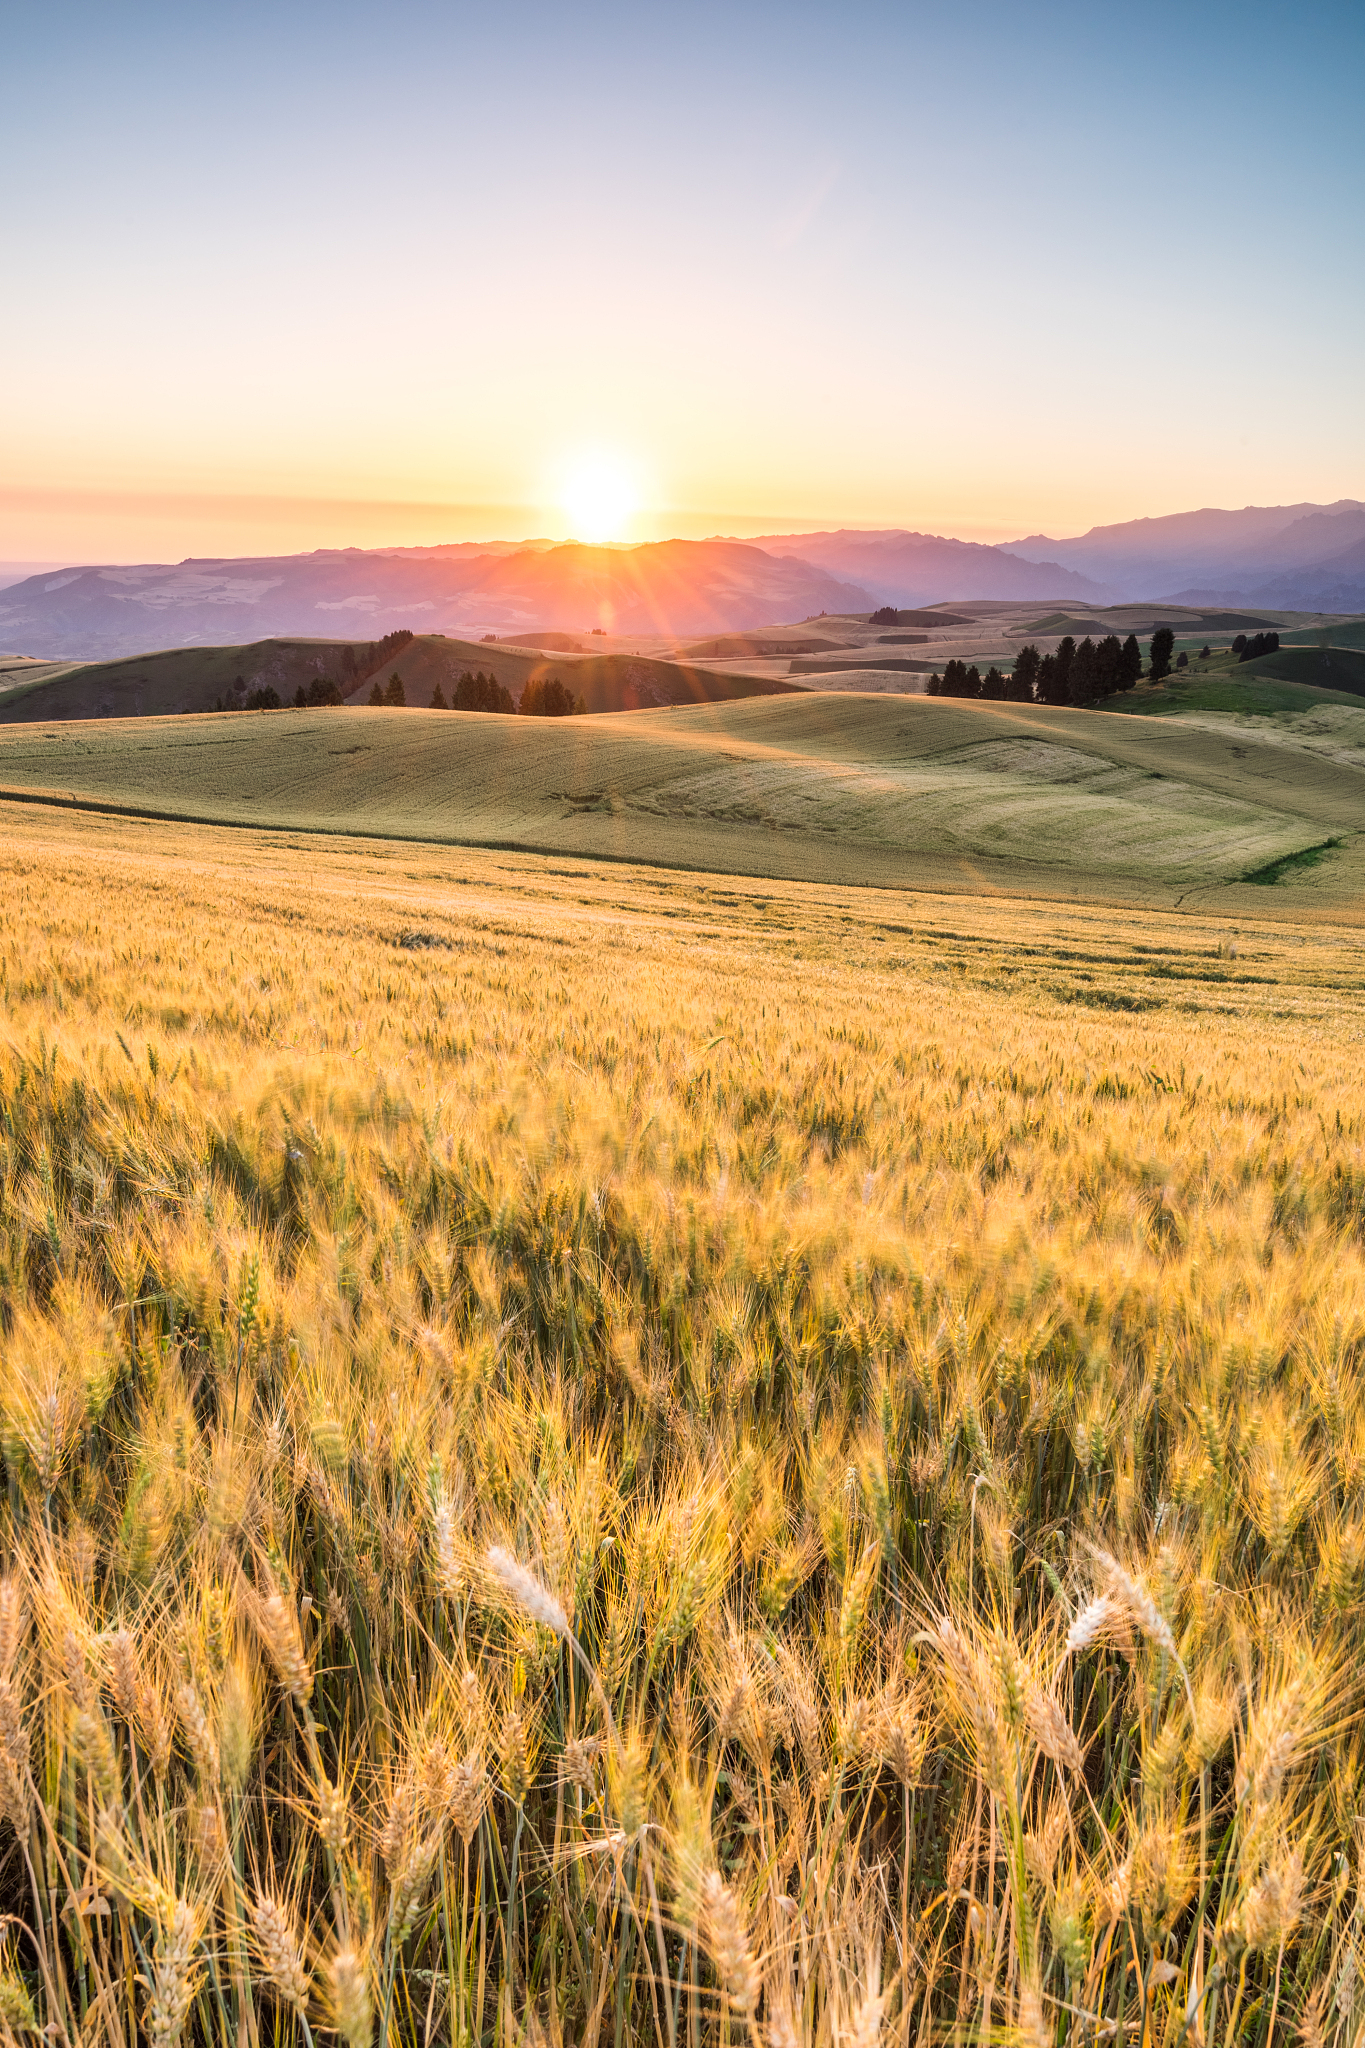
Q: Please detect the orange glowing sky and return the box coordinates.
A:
[2,1,1362,569]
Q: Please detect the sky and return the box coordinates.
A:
[2,0,1363,566]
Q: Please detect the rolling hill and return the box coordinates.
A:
[2,692,1362,910]
[0,633,802,723]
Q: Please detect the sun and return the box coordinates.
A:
[562,459,636,544]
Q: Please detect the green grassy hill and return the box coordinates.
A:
[2,691,1361,908]
[1113,644,1365,718]
[1246,644,1365,693]
[1023,606,1285,639]
[1279,618,1365,650]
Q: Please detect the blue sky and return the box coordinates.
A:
[2,0,1362,558]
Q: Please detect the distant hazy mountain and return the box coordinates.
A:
[1008,500,1365,606]
[0,540,874,660]
[11,505,1364,663]
[740,529,1113,606]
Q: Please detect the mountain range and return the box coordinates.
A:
[1,500,1361,661]
[0,541,874,660]
[746,502,1365,610]
[739,530,1105,608]
[1004,500,1365,608]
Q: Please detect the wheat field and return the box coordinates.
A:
[0,802,1363,2046]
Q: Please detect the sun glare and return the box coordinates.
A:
[562,459,636,544]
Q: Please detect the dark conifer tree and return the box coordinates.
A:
[1095,634,1123,696]
[1009,644,1041,702]
[1035,652,1066,704]
[368,680,384,705]
[939,659,979,698]
[1069,637,1098,702]
[385,673,407,707]
[1055,636,1076,699]
[1149,627,1175,681]
[982,666,1007,700]
[1119,634,1143,688]
[521,675,585,716]
[430,681,449,709]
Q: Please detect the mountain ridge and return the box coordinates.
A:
[0,539,876,660]
[6,500,1364,662]
[732,528,1115,606]
[1006,499,1365,605]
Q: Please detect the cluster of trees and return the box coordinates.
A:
[366,668,584,715]
[210,675,283,712]
[928,631,1146,705]
[929,660,1029,701]
[520,675,587,717]
[207,630,419,713]
[1234,631,1280,662]
[430,670,516,713]
[292,677,343,707]
[367,674,408,706]
[345,628,414,686]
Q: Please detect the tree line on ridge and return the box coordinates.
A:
[367,669,586,716]
[929,630,1148,703]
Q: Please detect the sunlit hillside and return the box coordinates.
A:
[2,691,1364,909]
